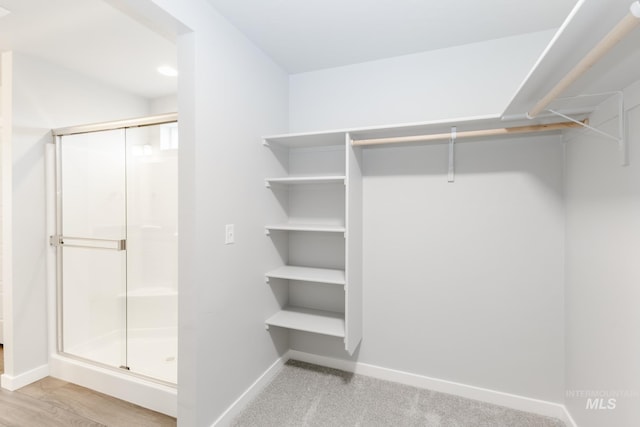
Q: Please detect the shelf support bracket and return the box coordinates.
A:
[547,91,627,166]
[448,126,456,183]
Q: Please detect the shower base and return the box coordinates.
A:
[50,349,177,417]
[65,327,177,384]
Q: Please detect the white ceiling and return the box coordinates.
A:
[0,0,579,98]
[206,0,579,74]
[0,0,177,99]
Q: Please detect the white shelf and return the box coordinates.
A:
[265,306,345,337]
[265,175,345,186]
[264,131,346,148]
[266,265,345,285]
[503,0,640,117]
[264,114,576,149]
[265,224,346,233]
[265,113,545,150]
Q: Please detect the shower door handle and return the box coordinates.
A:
[50,235,127,251]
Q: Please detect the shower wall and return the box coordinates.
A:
[127,125,178,294]
[125,124,178,335]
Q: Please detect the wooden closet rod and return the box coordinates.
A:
[351,120,584,147]
[528,1,640,118]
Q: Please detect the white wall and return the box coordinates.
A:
[287,32,566,403]
[364,135,564,402]
[289,30,555,133]
[564,80,640,427]
[6,52,148,383]
[126,1,290,424]
[150,94,177,114]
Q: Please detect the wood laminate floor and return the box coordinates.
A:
[0,345,176,426]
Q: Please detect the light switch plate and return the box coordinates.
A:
[225,224,234,244]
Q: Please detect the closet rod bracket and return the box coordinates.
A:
[448,126,456,183]
[547,91,627,166]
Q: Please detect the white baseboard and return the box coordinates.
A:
[1,363,49,391]
[211,354,288,427]
[288,350,574,425]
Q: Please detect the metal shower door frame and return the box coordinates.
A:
[50,113,177,368]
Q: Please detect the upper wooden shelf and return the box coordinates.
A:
[503,0,640,118]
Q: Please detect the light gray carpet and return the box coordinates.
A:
[232,360,565,427]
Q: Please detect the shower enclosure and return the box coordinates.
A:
[50,114,178,386]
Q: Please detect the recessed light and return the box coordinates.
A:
[0,6,11,18]
[157,65,178,77]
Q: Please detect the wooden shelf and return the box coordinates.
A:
[265,224,346,233]
[266,265,345,285]
[265,306,345,337]
[266,176,345,186]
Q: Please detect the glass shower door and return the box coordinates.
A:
[124,123,178,383]
[57,129,128,369]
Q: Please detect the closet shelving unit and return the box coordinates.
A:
[262,0,640,356]
[263,130,362,355]
[261,116,573,349]
[261,116,573,355]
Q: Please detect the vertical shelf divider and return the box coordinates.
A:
[345,132,363,355]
